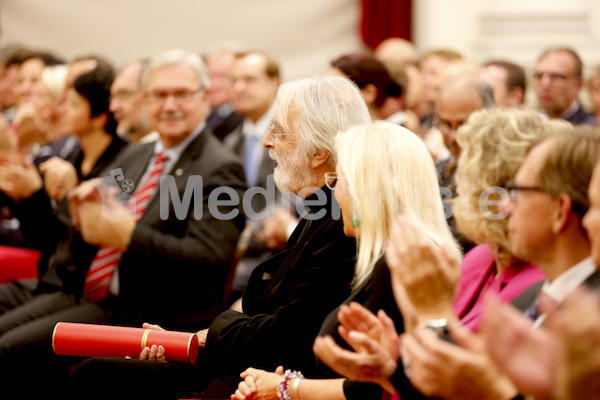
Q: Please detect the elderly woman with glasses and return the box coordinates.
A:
[231,121,461,400]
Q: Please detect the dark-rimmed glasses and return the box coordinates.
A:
[506,182,546,201]
[146,88,203,105]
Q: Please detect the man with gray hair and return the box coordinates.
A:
[0,48,247,397]
[68,74,373,400]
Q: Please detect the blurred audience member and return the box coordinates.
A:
[330,53,403,122]
[434,76,494,252]
[204,44,245,141]
[480,60,527,108]
[534,46,596,126]
[109,59,158,143]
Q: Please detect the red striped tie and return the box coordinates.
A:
[83,152,167,302]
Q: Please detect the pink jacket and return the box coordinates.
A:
[452,244,545,331]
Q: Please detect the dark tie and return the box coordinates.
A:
[83,152,167,302]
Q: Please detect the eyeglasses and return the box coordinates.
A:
[268,120,300,142]
[533,72,577,86]
[324,172,338,190]
[146,88,203,104]
[506,182,546,201]
[433,117,466,135]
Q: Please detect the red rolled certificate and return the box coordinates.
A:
[52,322,199,364]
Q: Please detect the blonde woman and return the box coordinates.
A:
[232,122,460,400]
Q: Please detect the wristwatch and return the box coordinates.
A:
[419,318,449,336]
[418,318,455,343]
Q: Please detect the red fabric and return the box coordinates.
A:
[83,152,166,302]
[0,245,40,283]
[360,0,412,49]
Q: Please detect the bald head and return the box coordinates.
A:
[374,38,418,66]
[435,77,494,157]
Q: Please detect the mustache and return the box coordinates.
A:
[269,149,278,163]
[158,112,185,120]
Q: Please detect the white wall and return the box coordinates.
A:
[0,0,366,80]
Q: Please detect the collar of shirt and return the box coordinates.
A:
[542,256,596,303]
[153,121,205,174]
[242,101,277,140]
[560,100,580,121]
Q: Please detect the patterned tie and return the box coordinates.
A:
[243,133,259,187]
[83,152,167,302]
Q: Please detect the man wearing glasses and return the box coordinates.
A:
[506,126,600,320]
[533,46,596,126]
[433,76,494,252]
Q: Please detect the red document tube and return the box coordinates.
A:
[52,322,199,364]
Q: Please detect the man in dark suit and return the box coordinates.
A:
[0,49,246,399]
[67,74,373,400]
[533,46,597,126]
[204,47,244,141]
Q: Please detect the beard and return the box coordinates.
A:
[270,147,313,194]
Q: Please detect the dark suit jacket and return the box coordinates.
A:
[204,186,356,378]
[206,103,244,142]
[565,102,597,127]
[511,268,600,313]
[34,128,247,329]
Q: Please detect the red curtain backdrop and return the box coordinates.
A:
[360,0,412,49]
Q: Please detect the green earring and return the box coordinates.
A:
[351,215,360,228]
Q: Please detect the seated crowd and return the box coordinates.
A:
[0,37,597,400]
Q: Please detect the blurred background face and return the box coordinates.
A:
[0,64,21,109]
[419,54,449,105]
[583,164,600,267]
[110,63,147,138]
[59,87,93,136]
[589,75,600,116]
[17,58,45,105]
[231,53,278,121]
[534,51,581,117]
[206,50,235,109]
[480,65,509,107]
[435,85,482,158]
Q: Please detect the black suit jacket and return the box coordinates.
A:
[37,128,247,329]
[204,186,356,378]
[564,102,597,127]
[511,268,600,313]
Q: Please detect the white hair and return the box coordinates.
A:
[275,75,372,167]
[140,48,210,91]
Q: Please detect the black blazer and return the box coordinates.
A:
[36,128,247,329]
[205,186,356,377]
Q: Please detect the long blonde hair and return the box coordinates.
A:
[336,122,461,287]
